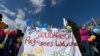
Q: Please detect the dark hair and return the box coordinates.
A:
[5,25,8,28]
[0,14,2,21]
[17,29,24,36]
[80,25,85,29]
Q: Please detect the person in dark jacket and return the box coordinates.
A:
[87,26,95,56]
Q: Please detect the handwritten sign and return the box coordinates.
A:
[20,27,82,56]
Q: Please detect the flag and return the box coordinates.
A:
[63,18,68,26]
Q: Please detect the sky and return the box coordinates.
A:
[0,0,100,30]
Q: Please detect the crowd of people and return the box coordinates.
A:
[0,14,23,56]
[79,24,100,56]
[0,13,100,56]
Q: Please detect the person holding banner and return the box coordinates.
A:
[48,24,53,28]
[15,29,23,55]
[87,26,96,56]
[79,25,91,56]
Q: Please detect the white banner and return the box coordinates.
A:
[20,27,82,56]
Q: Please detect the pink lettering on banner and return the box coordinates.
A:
[24,35,78,47]
[38,32,72,39]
